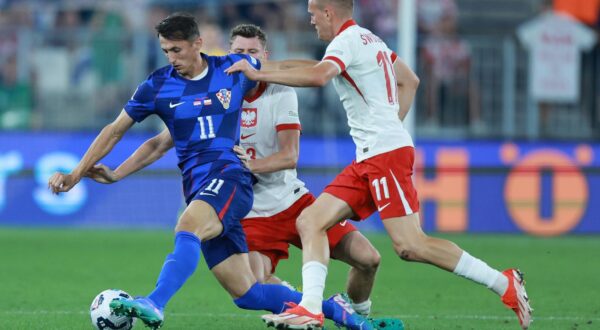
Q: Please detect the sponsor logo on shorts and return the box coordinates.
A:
[377,202,391,212]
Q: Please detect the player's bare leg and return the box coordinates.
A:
[383,212,532,329]
[264,193,354,329]
[331,231,380,315]
[297,194,354,310]
[212,253,259,298]
[175,200,224,241]
[248,251,273,284]
[383,213,462,270]
[248,251,295,289]
[111,200,224,329]
[179,202,262,299]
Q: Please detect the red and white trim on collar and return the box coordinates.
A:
[244,82,267,103]
[323,19,357,73]
[337,19,357,36]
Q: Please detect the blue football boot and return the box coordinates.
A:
[110,296,164,329]
[327,293,373,330]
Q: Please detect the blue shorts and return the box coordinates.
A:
[191,167,254,269]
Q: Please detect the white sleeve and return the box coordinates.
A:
[273,86,301,131]
[322,36,354,74]
[573,23,597,51]
[517,17,540,48]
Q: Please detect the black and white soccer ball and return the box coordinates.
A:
[90,289,136,330]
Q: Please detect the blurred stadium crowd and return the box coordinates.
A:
[0,0,599,140]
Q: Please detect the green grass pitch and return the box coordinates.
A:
[1,228,599,329]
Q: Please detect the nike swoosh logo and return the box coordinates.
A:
[241,133,256,140]
[169,101,185,108]
[377,203,391,212]
[199,191,216,197]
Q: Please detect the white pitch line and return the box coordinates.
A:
[2,310,599,322]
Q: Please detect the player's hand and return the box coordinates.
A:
[225,59,259,80]
[84,163,120,184]
[47,172,80,195]
[233,145,252,170]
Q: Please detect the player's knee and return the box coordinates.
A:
[296,207,327,236]
[198,224,223,241]
[296,209,319,236]
[392,241,423,262]
[366,249,381,271]
[356,248,381,273]
[252,270,268,284]
[175,216,222,241]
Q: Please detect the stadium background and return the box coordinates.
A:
[1,0,600,329]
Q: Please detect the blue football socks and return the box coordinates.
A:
[233,282,345,324]
[234,282,302,313]
[147,231,201,309]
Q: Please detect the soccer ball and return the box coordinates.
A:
[90,289,136,330]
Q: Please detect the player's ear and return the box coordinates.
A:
[194,37,203,51]
[324,6,332,19]
[264,50,270,61]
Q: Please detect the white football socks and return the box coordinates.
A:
[352,299,372,316]
[453,251,508,296]
[299,261,328,314]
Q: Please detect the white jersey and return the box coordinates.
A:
[240,82,308,218]
[322,20,414,162]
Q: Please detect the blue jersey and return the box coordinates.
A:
[124,53,260,201]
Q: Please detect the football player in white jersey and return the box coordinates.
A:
[226,1,532,329]
[228,23,385,319]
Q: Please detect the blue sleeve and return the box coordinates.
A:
[123,77,157,122]
[229,54,261,94]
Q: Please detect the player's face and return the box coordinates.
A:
[159,35,202,77]
[308,0,334,41]
[229,36,268,61]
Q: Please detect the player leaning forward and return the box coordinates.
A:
[48,13,378,330]
[226,0,533,329]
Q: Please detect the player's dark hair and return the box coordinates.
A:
[155,13,199,41]
[229,24,268,49]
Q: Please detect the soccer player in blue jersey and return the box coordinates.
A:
[48,13,376,330]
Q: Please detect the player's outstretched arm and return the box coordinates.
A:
[85,128,174,184]
[393,57,420,121]
[226,59,339,87]
[48,110,135,194]
[263,59,320,70]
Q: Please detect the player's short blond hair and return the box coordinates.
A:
[315,0,353,14]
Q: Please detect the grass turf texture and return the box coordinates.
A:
[1,228,599,329]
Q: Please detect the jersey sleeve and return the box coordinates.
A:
[322,36,354,74]
[273,86,301,132]
[573,22,597,51]
[517,17,540,48]
[230,54,262,94]
[123,77,157,122]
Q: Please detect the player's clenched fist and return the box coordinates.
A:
[47,172,80,195]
